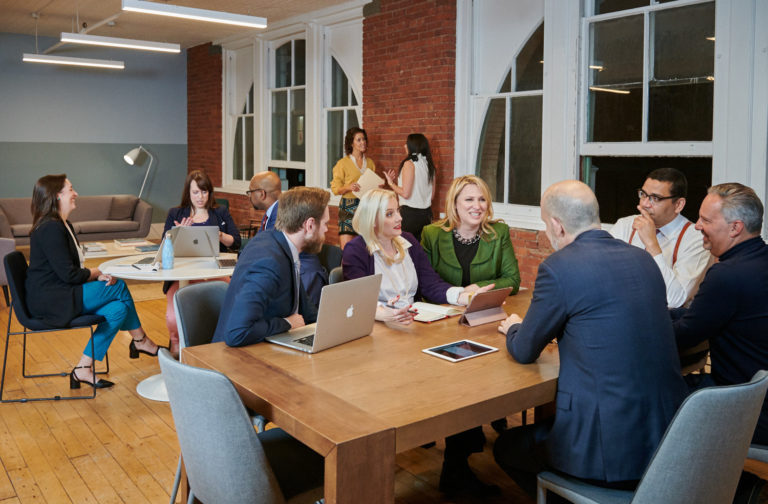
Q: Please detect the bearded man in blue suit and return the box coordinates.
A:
[493,180,687,497]
[213,186,329,347]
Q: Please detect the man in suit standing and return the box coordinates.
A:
[213,187,329,347]
[493,180,687,497]
[246,171,329,305]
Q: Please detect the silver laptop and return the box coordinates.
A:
[266,274,382,354]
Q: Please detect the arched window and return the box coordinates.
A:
[325,56,360,186]
[475,23,543,206]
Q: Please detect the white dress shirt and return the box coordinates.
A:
[609,213,712,308]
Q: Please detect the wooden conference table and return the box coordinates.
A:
[183,288,559,504]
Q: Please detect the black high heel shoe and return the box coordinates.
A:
[129,335,160,359]
[70,366,114,389]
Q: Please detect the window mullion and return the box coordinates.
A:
[642,10,651,143]
[504,96,511,204]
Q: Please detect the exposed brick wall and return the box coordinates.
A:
[187,44,222,186]
[510,229,552,289]
[185,6,551,283]
[362,0,457,209]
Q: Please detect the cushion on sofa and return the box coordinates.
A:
[69,197,111,222]
[11,223,33,238]
[74,220,140,234]
[109,195,139,221]
[0,198,33,225]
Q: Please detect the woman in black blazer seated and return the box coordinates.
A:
[26,175,161,389]
[163,170,241,357]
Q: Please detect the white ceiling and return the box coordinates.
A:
[0,0,351,49]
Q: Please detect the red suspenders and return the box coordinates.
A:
[628,221,692,266]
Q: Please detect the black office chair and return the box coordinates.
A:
[1,251,109,402]
[318,243,342,272]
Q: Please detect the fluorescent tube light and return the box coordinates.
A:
[589,86,630,95]
[122,0,267,29]
[22,53,124,69]
[61,32,180,53]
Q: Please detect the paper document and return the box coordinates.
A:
[410,302,463,323]
[353,169,385,198]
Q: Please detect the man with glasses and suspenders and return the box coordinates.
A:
[610,168,711,308]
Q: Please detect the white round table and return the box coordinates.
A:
[100,253,236,402]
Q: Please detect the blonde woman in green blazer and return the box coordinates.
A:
[420,175,521,496]
[421,175,520,293]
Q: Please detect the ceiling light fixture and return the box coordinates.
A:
[122,0,267,29]
[589,86,630,95]
[22,53,125,69]
[60,32,181,53]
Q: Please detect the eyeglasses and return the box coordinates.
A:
[637,189,677,205]
[246,188,265,197]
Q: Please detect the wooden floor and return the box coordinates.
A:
[1,294,766,504]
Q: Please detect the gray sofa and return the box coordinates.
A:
[0,195,152,245]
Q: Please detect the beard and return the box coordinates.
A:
[303,230,325,255]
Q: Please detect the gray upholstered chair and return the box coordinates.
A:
[0,238,14,306]
[537,370,768,504]
[748,444,768,463]
[169,281,266,504]
[328,266,343,285]
[173,280,229,354]
[159,349,324,504]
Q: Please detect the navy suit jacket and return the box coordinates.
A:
[506,229,687,482]
[212,230,317,347]
[261,201,278,231]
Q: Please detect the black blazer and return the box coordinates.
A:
[25,218,91,326]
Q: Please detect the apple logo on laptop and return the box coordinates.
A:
[346,305,354,318]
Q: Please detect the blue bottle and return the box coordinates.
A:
[161,233,174,269]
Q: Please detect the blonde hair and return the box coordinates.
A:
[352,189,407,265]
[436,175,498,240]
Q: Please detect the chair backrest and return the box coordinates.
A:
[632,370,768,504]
[215,198,230,211]
[173,281,229,351]
[318,243,342,272]
[0,238,15,286]
[3,251,34,325]
[328,266,343,285]
[158,349,286,504]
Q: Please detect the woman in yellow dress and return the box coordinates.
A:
[330,127,376,249]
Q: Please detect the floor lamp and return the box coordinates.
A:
[123,146,154,200]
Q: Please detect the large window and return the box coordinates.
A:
[475,24,543,206]
[582,0,715,222]
[325,57,360,186]
[271,39,306,165]
[226,44,255,184]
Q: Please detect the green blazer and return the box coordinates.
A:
[420,221,520,293]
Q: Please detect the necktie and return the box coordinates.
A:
[292,259,301,314]
[260,212,268,233]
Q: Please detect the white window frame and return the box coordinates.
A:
[455,0,768,234]
[579,0,714,159]
[218,1,367,196]
[268,37,308,170]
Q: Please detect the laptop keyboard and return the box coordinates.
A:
[217,258,237,268]
[294,335,315,346]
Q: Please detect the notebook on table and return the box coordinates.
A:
[266,274,382,354]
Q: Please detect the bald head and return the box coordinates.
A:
[541,180,601,238]
[248,171,282,210]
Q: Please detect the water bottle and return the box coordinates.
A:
[161,233,174,270]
